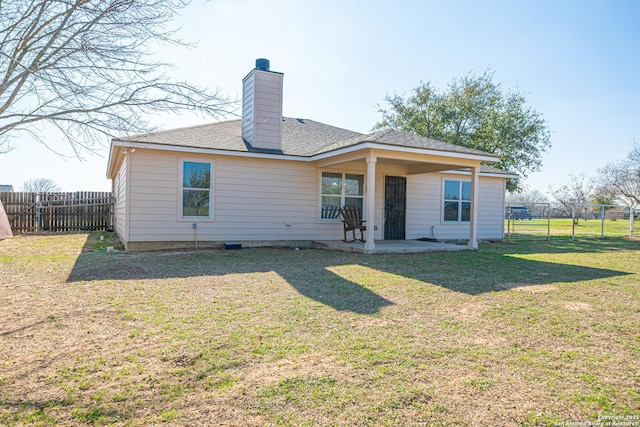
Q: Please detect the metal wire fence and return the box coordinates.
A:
[571,204,637,240]
[505,203,638,241]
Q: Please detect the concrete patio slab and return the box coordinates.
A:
[313,239,471,254]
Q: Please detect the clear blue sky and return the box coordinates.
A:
[2,0,639,195]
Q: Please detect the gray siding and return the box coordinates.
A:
[113,156,128,243]
[406,173,505,240]
[126,150,344,243]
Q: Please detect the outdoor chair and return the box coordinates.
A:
[339,206,366,243]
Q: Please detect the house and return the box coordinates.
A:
[0,185,14,193]
[106,59,517,252]
[605,206,639,221]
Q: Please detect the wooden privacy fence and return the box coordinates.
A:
[0,192,113,234]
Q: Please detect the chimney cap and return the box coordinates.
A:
[255,58,270,71]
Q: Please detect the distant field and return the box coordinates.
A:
[506,218,636,240]
[1,233,639,425]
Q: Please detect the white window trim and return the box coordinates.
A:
[441,178,471,224]
[318,170,366,222]
[178,158,215,222]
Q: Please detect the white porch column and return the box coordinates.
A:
[468,165,480,249]
[365,154,377,251]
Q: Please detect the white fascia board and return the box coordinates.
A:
[106,144,116,178]
[311,142,500,163]
[482,172,519,179]
[106,143,125,179]
[110,140,309,162]
[109,139,502,166]
[442,169,520,179]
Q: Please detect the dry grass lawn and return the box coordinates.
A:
[1,233,639,426]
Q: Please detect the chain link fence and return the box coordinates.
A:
[505,203,638,241]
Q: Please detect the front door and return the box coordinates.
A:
[384,176,406,240]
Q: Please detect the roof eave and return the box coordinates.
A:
[106,138,503,176]
[443,169,520,179]
[483,172,519,179]
[108,139,310,162]
[311,141,500,163]
[106,141,120,179]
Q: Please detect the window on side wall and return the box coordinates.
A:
[181,161,212,218]
[320,172,364,219]
[443,179,471,222]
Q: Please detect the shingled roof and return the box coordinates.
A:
[116,117,496,159]
[116,118,361,156]
[313,128,493,157]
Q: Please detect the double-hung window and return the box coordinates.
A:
[181,161,212,218]
[443,180,471,222]
[320,172,364,219]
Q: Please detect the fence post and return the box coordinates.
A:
[506,204,511,242]
[547,203,551,241]
[571,205,576,241]
[601,205,605,239]
[36,193,41,232]
[49,195,53,231]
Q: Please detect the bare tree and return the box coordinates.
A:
[597,140,640,208]
[551,174,596,221]
[507,188,549,205]
[507,188,549,215]
[0,0,236,155]
[22,178,61,192]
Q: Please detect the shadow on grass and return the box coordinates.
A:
[0,309,112,386]
[0,398,70,410]
[0,398,125,425]
[379,251,630,295]
[68,236,393,314]
[1,309,108,337]
[66,236,634,304]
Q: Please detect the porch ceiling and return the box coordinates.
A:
[377,158,473,174]
[312,147,486,173]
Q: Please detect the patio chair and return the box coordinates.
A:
[339,206,366,243]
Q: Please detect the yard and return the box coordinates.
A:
[1,234,639,426]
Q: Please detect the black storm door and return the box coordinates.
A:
[384,176,406,240]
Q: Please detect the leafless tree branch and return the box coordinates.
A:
[0,0,237,155]
[21,177,61,192]
[597,140,640,207]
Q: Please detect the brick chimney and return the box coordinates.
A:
[242,58,284,151]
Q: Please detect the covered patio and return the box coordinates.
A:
[312,129,502,251]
